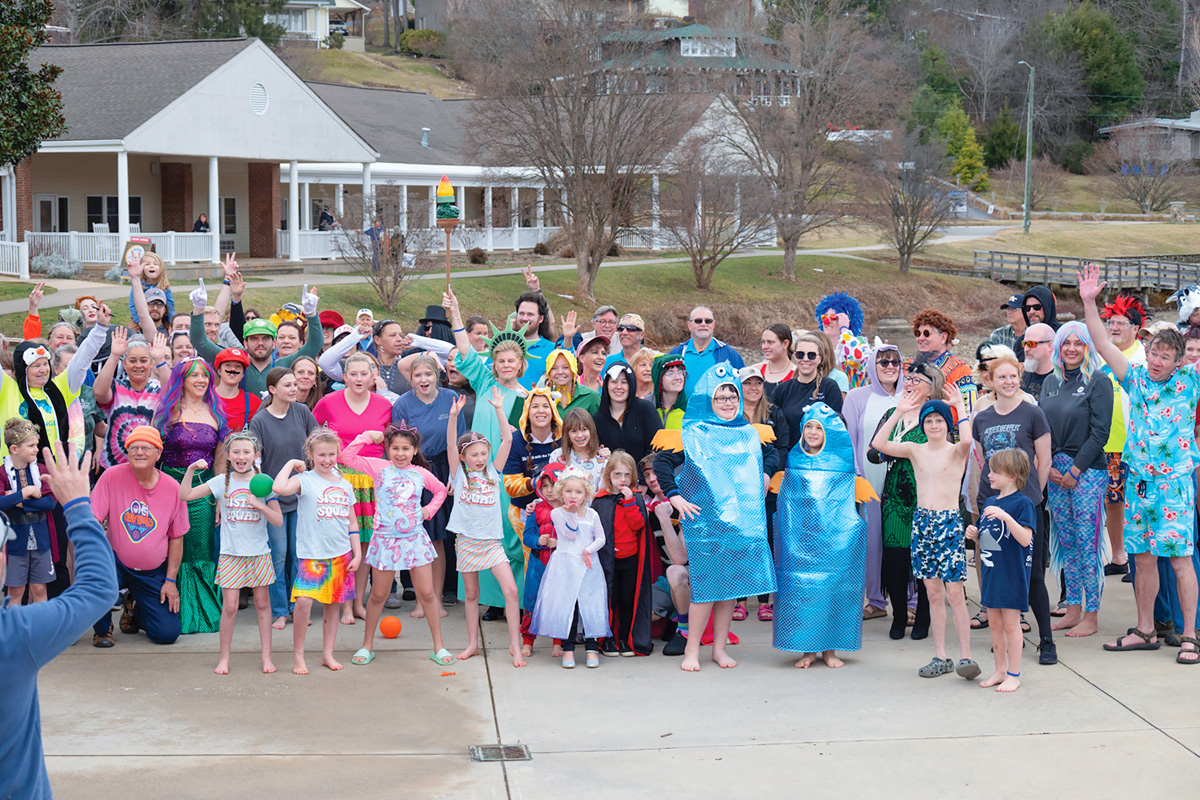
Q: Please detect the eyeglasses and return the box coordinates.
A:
[1024,303,1043,312]
[1107,319,1131,329]
[712,395,739,404]
[691,317,714,325]
[126,445,158,454]
[877,358,901,367]
[1022,339,1052,349]
[664,365,685,375]
[796,352,820,361]
[616,325,642,332]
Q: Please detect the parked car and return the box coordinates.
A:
[328,19,349,35]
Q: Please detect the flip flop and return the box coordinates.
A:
[429,648,455,666]
[862,605,886,620]
[970,613,989,630]
[1103,628,1161,651]
[351,648,375,665]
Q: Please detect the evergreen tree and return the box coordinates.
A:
[1045,2,1144,129]
[982,105,1024,171]
[937,104,988,192]
[1,0,66,167]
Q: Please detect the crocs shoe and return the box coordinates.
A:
[956,658,982,680]
[758,603,774,622]
[918,657,954,678]
[731,603,748,621]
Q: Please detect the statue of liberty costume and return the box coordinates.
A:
[651,363,777,603]
[773,403,874,654]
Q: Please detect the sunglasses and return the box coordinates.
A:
[877,358,902,367]
[1024,303,1043,311]
[796,352,820,361]
[616,325,642,332]
[691,317,714,325]
[914,328,940,339]
[1022,339,1052,349]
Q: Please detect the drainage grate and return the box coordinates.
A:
[469,744,532,762]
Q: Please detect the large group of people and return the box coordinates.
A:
[4,255,1199,747]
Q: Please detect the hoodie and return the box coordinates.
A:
[651,353,687,429]
[842,344,905,491]
[1016,285,1060,362]
[540,348,600,416]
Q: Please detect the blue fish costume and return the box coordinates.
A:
[773,403,872,654]
[652,363,777,603]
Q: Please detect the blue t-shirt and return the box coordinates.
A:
[520,337,556,390]
[392,388,464,458]
[977,491,1037,611]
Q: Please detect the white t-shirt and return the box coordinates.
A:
[206,475,273,557]
[294,470,355,559]
[446,465,503,541]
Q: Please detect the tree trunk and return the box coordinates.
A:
[392,0,402,51]
[899,249,911,273]
[576,252,596,303]
[383,0,391,50]
[780,234,799,280]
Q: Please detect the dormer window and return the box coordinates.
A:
[680,37,736,58]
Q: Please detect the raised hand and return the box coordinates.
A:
[442,286,460,318]
[222,252,239,279]
[449,394,466,416]
[28,281,45,315]
[150,331,168,365]
[109,327,129,359]
[96,302,113,328]
[40,442,91,506]
[487,386,504,411]
[561,310,577,341]
[127,255,143,280]
[1077,263,1106,304]
[229,270,245,303]
[356,320,372,338]
[521,265,540,292]
[189,458,209,471]
[190,277,208,311]
[301,284,319,316]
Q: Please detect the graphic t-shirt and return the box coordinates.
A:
[977,491,1037,611]
[447,465,503,540]
[0,371,82,457]
[206,475,273,556]
[294,470,355,559]
[973,401,1051,508]
[90,464,189,570]
[99,378,161,468]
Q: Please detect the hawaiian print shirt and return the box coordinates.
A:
[1120,363,1200,478]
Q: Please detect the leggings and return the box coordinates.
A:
[611,556,638,645]
[564,604,598,653]
[1047,456,1106,612]
[881,546,928,627]
[1028,500,1053,642]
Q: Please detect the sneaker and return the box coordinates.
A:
[956,658,982,680]
[1104,561,1129,576]
[662,632,688,656]
[918,657,954,678]
[1038,639,1058,665]
[402,588,416,601]
[441,592,459,607]
[92,631,115,648]
[384,592,403,609]
[600,638,619,657]
[119,595,139,635]
[618,641,634,657]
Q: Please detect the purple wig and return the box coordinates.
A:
[152,357,229,440]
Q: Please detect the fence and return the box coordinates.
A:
[25,231,215,265]
[0,241,29,279]
[973,250,1200,291]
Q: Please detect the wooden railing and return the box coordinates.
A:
[972,250,1200,290]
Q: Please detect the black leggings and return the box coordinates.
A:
[882,546,929,626]
[1028,501,1053,642]
[565,604,598,653]
[611,556,638,644]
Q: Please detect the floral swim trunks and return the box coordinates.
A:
[911,506,967,583]
[1124,472,1196,558]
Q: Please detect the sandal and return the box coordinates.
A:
[731,603,748,621]
[1103,627,1161,651]
[970,612,989,630]
[429,648,455,666]
[1019,615,1031,633]
[1050,605,1067,618]
[918,657,954,678]
[862,605,886,620]
[1176,636,1200,665]
[759,603,774,622]
[351,648,375,666]
[906,607,916,626]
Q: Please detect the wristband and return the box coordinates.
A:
[62,497,90,513]
[453,327,465,333]
[222,280,231,286]
[164,577,177,584]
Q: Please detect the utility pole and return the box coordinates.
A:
[1182,0,1190,96]
[1019,60,1034,235]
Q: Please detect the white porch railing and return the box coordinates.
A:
[25,231,216,265]
[0,240,29,279]
[276,230,356,259]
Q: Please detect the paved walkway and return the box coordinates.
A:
[39,568,1200,798]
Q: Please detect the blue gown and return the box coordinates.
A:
[773,403,866,653]
[676,363,777,603]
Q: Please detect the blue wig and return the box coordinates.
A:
[815,292,864,335]
[153,357,230,441]
[1051,320,1101,382]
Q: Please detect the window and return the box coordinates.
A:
[86,195,141,232]
[266,9,309,33]
[680,37,736,58]
[222,197,237,234]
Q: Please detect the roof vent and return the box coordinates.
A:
[249,83,269,116]
[421,127,431,148]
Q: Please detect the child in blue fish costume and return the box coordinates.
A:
[652,362,778,672]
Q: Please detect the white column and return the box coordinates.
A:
[2,171,15,241]
[300,182,311,230]
[536,187,545,229]
[456,185,467,252]
[485,186,494,251]
[427,185,436,228]
[335,183,344,217]
[399,184,408,234]
[650,174,661,251]
[116,150,130,244]
[207,156,219,262]
[511,187,520,251]
[287,160,300,263]
[361,163,373,229]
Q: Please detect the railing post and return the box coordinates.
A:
[1016,254,1023,283]
[167,231,176,265]
[69,231,78,263]
[1138,260,1144,288]
[18,241,28,280]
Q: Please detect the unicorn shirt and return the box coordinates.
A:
[341,433,448,537]
[294,471,355,559]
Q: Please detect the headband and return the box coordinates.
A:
[558,465,591,484]
[225,430,261,451]
[22,345,51,367]
[458,431,489,454]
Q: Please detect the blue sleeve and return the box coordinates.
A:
[128,287,139,324]
[502,430,526,476]
[522,509,542,549]
[11,500,117,669]
[669,342,684,356]
[727,345,745,370]
[761,439,777,476]
[1015,497,1038,532]
[391,396,408,423]
[163,287,175,319]
[0,488,25,512]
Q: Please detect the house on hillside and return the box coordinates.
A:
[1098,112,1200,160]
[0,38,377,271]
[267,0,368,50]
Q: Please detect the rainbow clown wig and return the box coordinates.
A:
[152,357,229,441]
[815,292,864,336]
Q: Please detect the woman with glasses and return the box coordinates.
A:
[772,332,843,453]
[651,354,688,430]
[869,358,943,640]
[843,344,905,623]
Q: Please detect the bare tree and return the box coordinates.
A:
[993,154,1069,210]
[333,196,438,311]
[865,131,954,273]
[657,136,775,289]
[946,16,1020,123]
[719,0,901,280]
[452,0,698,302]
[1087,123,1199,213]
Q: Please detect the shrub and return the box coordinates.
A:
[467,247,487,264]
[31,254,82,279]
[400,29,446,58]
[326,32,345,50]
[532,242,550,256]
[103,264,128,282]
[607,241,622,257]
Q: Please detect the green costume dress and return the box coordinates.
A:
[878,408,927,549]
[163,421,222,635]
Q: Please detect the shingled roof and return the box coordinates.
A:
[32,38,257,142]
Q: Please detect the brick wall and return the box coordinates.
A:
[160,162,193,232]
[247,162,279,258]
[15,159,32,243]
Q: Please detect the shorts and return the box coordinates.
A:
[365,530,437,572]
[911,507,966,583]
[651,575,675,619]
[456,536,507,573]
[4,548,54,587]
[1106,453,1128,504]
[1124,473,1196,558]
[291,553,356,604]
[216,553,276,589]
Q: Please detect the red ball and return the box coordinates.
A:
[379,616,403,639]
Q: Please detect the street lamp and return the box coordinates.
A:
[1018,60,1035,235]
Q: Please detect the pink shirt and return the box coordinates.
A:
[313,390,393,459]
[91,464,190,571]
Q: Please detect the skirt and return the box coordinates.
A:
[366,530,437,572]
[216,553,276,589]
[341,465,376,544]
[423,453,453,542]
[165,465,222,635]
[457,536,508,573]
[291,552,356,604]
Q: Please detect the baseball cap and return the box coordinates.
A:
[319,310,345,329]
[1137,320,1173,341]
[356,308,374,320]
[243,318,278,339]
[619,313,645,331]
[144,287,168,305]
[333,324,354,339]
[215,348,251,368]
[576,335,610,356]
[736,366,763,384]
[1001,294,1022,310]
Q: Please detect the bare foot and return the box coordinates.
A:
[551,644,563,658]
[272,617,287,630]
[323,656,344,671]
[262,660,277,674]
[353,605,367,620]
[439,607,449,618]
[821,651,844,668]
[794,653,818,669]
[457,644,479,661]
[997,674,1021,693]
[214,660,230,675]
[979,671,1005,688]
[521,644,533,657]
[293,657,309,675]
[512,651,527,667]
[1052,614,1082,631]
[1066,620,1099,637]
[339,613,355,625]
[410,606,426,619]
[681,654,701,672]
[712,651,737,669]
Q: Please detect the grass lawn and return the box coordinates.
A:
[311,50,469,98]
[0,281,54,303]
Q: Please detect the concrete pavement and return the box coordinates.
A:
[39,568,1200,799]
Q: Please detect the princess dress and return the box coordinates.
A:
[529,506,611,640]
